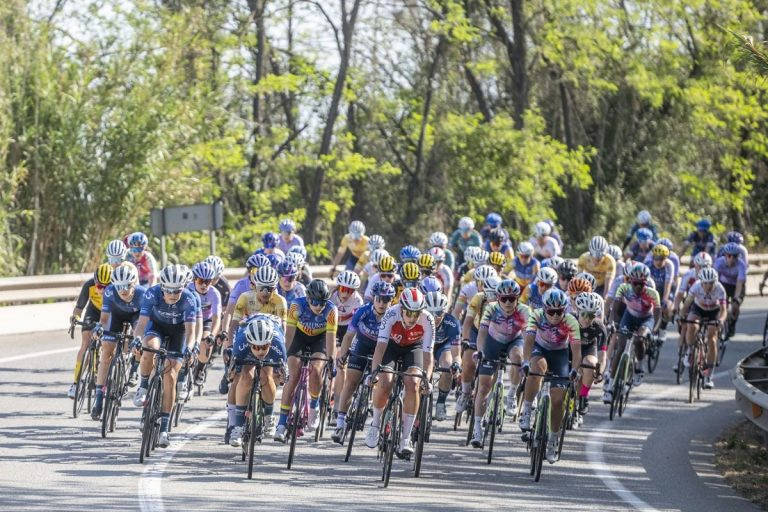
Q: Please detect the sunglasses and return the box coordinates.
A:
[282,275,296,282]
[380,273,395,279]
[545,308,565,316]
[258,286,275,293]
[420,270,433,276]
[130,246,144,253]
[162,287,183,295]
[116,283,134,292]
[374,295,393,303]
[653,256,665,261]
[538,282,552,288]
[579,311,596,319]
[725,254,736,258]
[499,296,517,304]
[338,286,353,294]
[630,280,645,286]
[309,298,326,306]
[403,309,420,318]
[95,283,107,290]
[196,278,212,285]
[250,344,270,352]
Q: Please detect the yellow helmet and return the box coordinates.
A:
[489,251,506,267]
[378,255,396,273]
[401,262,420,281]
[94,263,113,285]
[417,253,436,272]
[651,244,669,258]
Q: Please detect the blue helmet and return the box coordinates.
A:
[276,260,298,277]
[657,237,673,250]
[246,253,271,270]
[128,231,148,248]
[486,212,502,227]
[399,245,421,263]
[696,218,711,231]
[192,261,217,281]
[278,219,296,233]
[636,228,653,242]
[371,281,395,299]
[262,232,279,249]
[266,252,284,268]
[726,231,744,245]
[723,242,741,256]
[288,245,307,259]
[418,276,443,294]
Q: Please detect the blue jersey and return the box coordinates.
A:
[514,257,539,282]
[233,313,287,363]
[685,231,715,258]
[278,282,306,306]
[434,313,460,347]
[102,284,147,316]
[526,283,546,310]
[140,285,198,325]
[348,302,386,342]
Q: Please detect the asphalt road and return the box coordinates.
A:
[1,300,766,512]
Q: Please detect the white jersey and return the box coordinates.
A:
[689,281,726,311]
[529,236,561,259]
[377,304,435,352]
[678,268,698,295]
[457,281,479,308]
[331,289,364,326]
[436,265,454,295]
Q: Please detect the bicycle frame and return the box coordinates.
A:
[286,352,328,470]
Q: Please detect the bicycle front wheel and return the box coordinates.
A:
[101,355,120,437]
[383,400,401,488]
[533,396,549,482]
[688,345,699,404]
[314,376,329,442]
[487,385,500,464]
[247,393,262,479]
[287,386,305,470]
[647,339,659,374]
[344,385,366,462]
[73,349,93,418]
[413,395,428,477]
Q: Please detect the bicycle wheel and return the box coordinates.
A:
[675,345,684,385]
[465,400,475,447]
[647,338,659,374]
[609,357,626,421]
[688,344,699,404]
[314,376,329,442]
[383,399,401,488]
[413,394,428,477]
[344,384,366,462]
[101,355,119,438]
[717,335,726,367]
[139,378,160,463]
[73,349,93,418]
[534,396,549,482]
[424,393,433,443]
[247,393,262,479]
[487,384,500,464]
[558,386,574,459]
[287,385,305,470]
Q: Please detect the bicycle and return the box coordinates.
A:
[645,331,662,374]
[556,374,578,460]
[458,363,481,445]
[138,345,178,463]
[343,355,373,462]
[314,362,332,442]
[480,355,507,465]
[411,368,435,477]
[717,302,735,366]
[69,319,99,419]
[285,351,328,470]
[526,371,567,482]
[242,358,283,479]
[682,319,719,404]
[172,357,194,428]
[609,327,644,421]
[99,324,134,438]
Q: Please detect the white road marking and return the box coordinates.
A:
[0,346,77,365]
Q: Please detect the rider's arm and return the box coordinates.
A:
[523,331,535,362]
[476,325,489,355]
[460,312,474,343]
[185,321,196,352]
[680,294,694,318]
[134,315,150,340]
[338,329,356,361]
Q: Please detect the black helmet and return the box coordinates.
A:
[306,279,331,302]
[557,260,578,280]
[488,228,504,244]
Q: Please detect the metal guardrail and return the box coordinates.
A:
[732,347,768,443]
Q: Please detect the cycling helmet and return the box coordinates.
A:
[427,246,445,263]
[723,242,741,256]
[128,231,149,248]
[177,264,194,285]
[607,245,622,261]
[369,249,388,267]
[429,231,448,247]
[286,251,305,268]
[487,228,504,244]
[400,288,426,312]
[463,246,481,263]
[266,252,284,268]
[557,260,578,280]
[245,317,275,347]
[483,275,502,296]
[400,262,420,281]
[246,253,270,270]
[536,267,559,286]
[651,244,670,258]
[204,255,225,277]
[636,210,652,225]
[575,272,597,290]
[543,256,564,269]
[419,276,443,294]
[399,245,422,263]
[496,279,521,298]
[418,253,436,272]
[94,263,113,285]
[628,263,651,282]
[277,260,299,277]
[471,249,489,266]
[192,261,217,281]
[567,277,593,295]
[696,218,711,231]
[349,220,366,238]
[378,256,396,273]
[473,265,498,283]
[623,261,636,278]
[575,292,603,314]
[534,221,551,237]
[424,292,449,315]
[588,236,608,258]
[488,251,506,267]
[542,288,569,309]
[657,237,674,250]
[106,239,128,259]
[306,279,331,302]
[262,232,278,249]
[458,217,475,231]
[251,266,279,287]
[368,234,385,251]
[486,212,502,227]
[517,241,534,257]
[159,265,186,288]
[278,219,296,233]
[112,263,138,286]
[693,252,713,267]
[372,281,396,299]
[335,270,361,289]
[698,267,718,283]
[726,231,744,245]
[288,245,307,259]
[636,228,653,242]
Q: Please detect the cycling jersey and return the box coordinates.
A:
[348,302,387,342]
[435,265,454,294]
[713,256,747,285]
[75,278,105,312]
[442,248,456,271]
[614,283,660,318]
[338,234,369,259]
[716,244,749,269]
[456,281,479,310]
[685,231,715,258]
[525,309,581,351]
[648,259,675,296]
[127,251,158,286]
[528,236,561,259]
[580,322,608,351]
[628,241,653,262]
[624,222,659,247]
[513,257,540,287]
[377,304,435,352]
[364,272,400,302]
[233,313,287,365]
[277,234,304,255]
[287,297,338,336]
[521,282,547,309]
[643,251,680,280]
[331,289,363,326]
[187,282,222,321]
[213,276,231,308]
[232,291,287,324]
[101,284,147,316]
[688,281,727,311]
[480,302,530,342]
[577,253,616,287]
[449,229,482,262]
[140,285,198,325]
[229,276,252,306]
[434,314,460,347]
[278,282,306,306]
[678,268,698,295]
[467,291,493,329]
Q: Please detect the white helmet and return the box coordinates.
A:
[204,255,225,278]
[607,244,622,261]
[285,251,305,267]
[575,271,597,290]
[698,267,718,283]
[483,275,502,295]
[368,234,385,251]
[517,241,534,256]
[472,249,489,266]
[159,265,187,288]
[693,252,713,268]
[369,249,388,266]
[534,221,552,237]
[335,270,361,290]
[251,266,279,287]
[106,239,128,259]
[424,291,448,315]
[245,317,275,347]
[349,220,365,238]
[636,210,652,225]
[399,288,426,312]
[458,217,475,230]
[536,267,558,285]
[429,231,448,247]
[177,264,194,285]
[427,247,445,262]
[473,265,498,282]
[113,263,138,286]
[575,292,603,314]
[464,246,481,262]
[589,236,608,258]
[544,256,564,270]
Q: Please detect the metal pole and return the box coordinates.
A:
[161,235,167,268]
[210,230,216,256]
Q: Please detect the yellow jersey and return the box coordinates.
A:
[233,291,287,324]
[339,234,370,259]
[577,252,616,287]
[467,291,493,329]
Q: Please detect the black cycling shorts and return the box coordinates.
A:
[380,341,423,370]
[288,329,326,356]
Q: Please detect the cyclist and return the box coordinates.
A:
[425,292,461,422]
[256,232,285,259]
[188,262,222,386]
[521,267,558,309]
[556,259,578,292]
[222,254,271,343]
[573,292,606,419]
[428,231,455,271]
[330,221,369,274]
[719,231,749,267]
[519,288,582,464]
[105,239,128,268]
[332,281,395,443]
[363,255,398,302]
[480,212,511,243]
[645,238,680,279]
[277,219,304,254]
[483,228,514,264]
[672,251,712,369]
[488,251,506,276]
[566,277,593,312]
[288,246,313,285]
[530,221,561,260]
[400,262,421,289]
[428,247,454,299]
[622,210,658,251]
[229,314,287,446]
[205,255,231,309]
[578,236,616,298]
[450,217,482,269]
[511,242,540,289]
[125,232,158,287]
[276,260,307,305]
[417,253,437,281]
[714,243,747,339]
[68,264,113,399]
[682,218,716,259]
[470,279,529,447]
[679,267,727,389]
[365,288,434,456]
[648,244,675,340]
[275,279,338,441]
[331,271,364,420]
[131,265,199,448]
[354,234,386,275]
[625,227,654,262]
